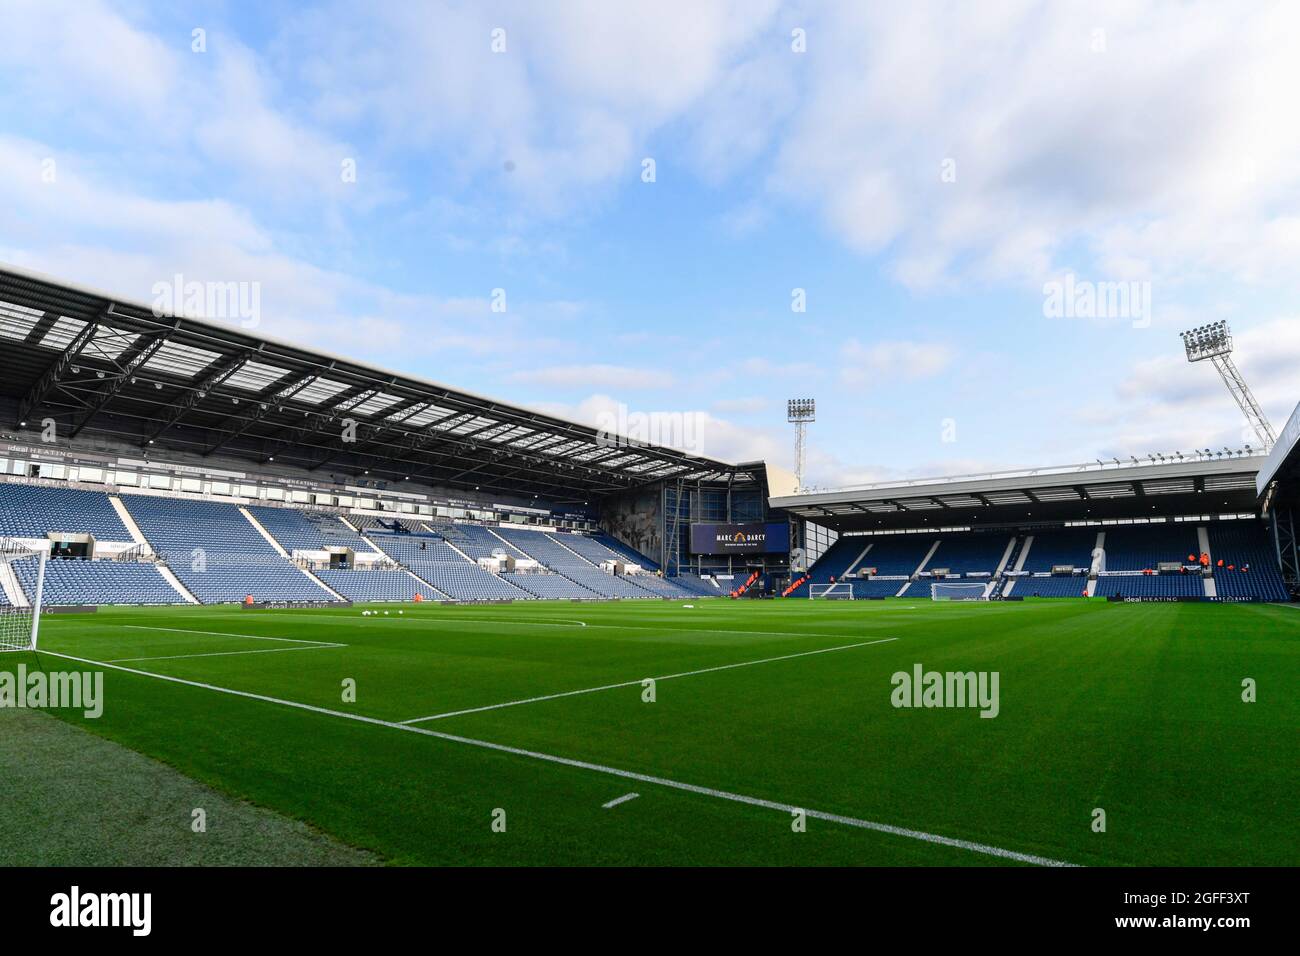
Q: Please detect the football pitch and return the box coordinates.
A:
[6,598,1298,866]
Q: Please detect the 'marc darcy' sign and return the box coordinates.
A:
[689,522,790,555]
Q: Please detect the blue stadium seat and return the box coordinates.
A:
[1094,573,1204,598]
[12,558,187,606]
[0,484,130,539]
[247,506,373,554]
[121,495,338,604]
[1207,521,1289,601]
[314,569,443,602]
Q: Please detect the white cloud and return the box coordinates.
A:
[1087,318,1300,456]
[511,365,676,390]
[840,340,954,384]
[762,1,1300,292]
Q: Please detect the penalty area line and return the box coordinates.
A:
[107,643,347,663]
[400,636,900,725]
[121,625,340,646]
[35,649,1076,867]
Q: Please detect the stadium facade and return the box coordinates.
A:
[1,263,1296,608]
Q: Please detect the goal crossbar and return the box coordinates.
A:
[930,581,988,601]
[809,582,854,600]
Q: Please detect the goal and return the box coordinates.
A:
[0,549,46,652]
[809,582,854,600]
[931,581,988,601]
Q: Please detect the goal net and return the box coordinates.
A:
[931,581,988,601]
[0,549,46,652]
[809,582,854,600]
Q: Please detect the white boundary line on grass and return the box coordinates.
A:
[108,643,347,663]
[34,649,1077,867]
[122,625,341,646]
[267,613,884,642]
[602,792,639,809]
[400,637,899,724]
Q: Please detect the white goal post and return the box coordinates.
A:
[809,582,854,600]
[0,549,46,652]
[930,581,988,601]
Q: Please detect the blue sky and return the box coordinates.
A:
[3,1,1300,487]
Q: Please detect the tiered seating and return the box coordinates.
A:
[1207,521,1290,601]
[561,567,657,598]
[122,495,336,604]
[1007,575,1089,598]
[595,533,660,571]
[495,527,586,566]
[366,529,532,601]
[352,515,420,533]
[555,533,624,566]
[368,532,466,565]
[1100,524,1199,572]
[791,537,864,597]
[1094,574,1204,598]
[13,558,185,606]
[247,506,372,554]
[0,484,130,539]
[314,569,443,602]
[860,536,936,574]
[499,527,662,597]
[501,572,597,599]
[623,574,695,598]
[926,534,1013,574]
[673,574,723,596]
[850,579,907,598]
[417,564,533,601]
[443,524,525,560]
[1019,528,1098,572]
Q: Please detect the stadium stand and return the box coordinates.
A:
[501,571,598,599]
[493,526,658,598]
[0,483,131,539]
[121,495,338,603]
[246,506,372,554]
[364,530,535,601]
[352,515,421,533]
[594,533,660,570]
[314,569,443,603]
[926,534,1012,574]
[1206,520,1289,601]
[1099,524,1199,572]
[12,558,186,606]
[440,523,526,561]
[1094,573,1205,598]
[367,531,468,565]
[852,579,910,598]
[795,534,936,598]
[1007,575,1090,598]
[788,536,866,597]
[671,574,723,596]
[415,564,533,601]
[1018,528,1099,572]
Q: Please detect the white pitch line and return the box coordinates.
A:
[602,792,639,809]
[34,649,1077,867]
[122,625,340,646]
[232,613,878,642]
[108,643,346,663]
[401,637,899,724]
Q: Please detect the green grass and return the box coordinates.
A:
[6,598,1298,866]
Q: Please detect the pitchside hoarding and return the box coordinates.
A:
[689,522,790,555]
